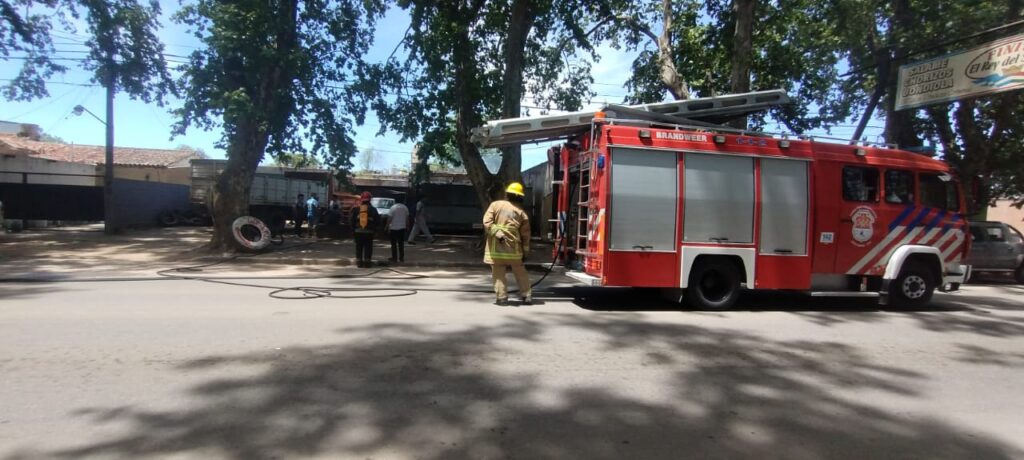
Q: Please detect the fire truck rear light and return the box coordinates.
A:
[638,129,651,139]
[714,135,726,144]
[855,148,867,156]
[594,111,606,119]
[778,140,790,148]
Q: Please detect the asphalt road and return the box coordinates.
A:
[1,268,1023,460]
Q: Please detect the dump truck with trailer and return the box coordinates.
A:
[189,159,332,234]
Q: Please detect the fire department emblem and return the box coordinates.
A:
[850,206,876,245]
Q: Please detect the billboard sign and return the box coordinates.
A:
[896,33,1024,110]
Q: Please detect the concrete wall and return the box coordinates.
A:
[988,200,1024,225]
[0,153,99,186]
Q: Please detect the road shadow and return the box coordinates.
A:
[0,283,69,301]
[562,286,1024,338]
[13,315,1020,459]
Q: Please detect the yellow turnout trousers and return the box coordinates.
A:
[491,262,531,301]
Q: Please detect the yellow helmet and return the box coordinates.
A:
[505,182,525,196]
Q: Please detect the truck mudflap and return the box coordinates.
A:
[941,263,971,292]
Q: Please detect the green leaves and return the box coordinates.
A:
[1,0,172,104]
[172,0,385,171]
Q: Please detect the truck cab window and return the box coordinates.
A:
[969,226,986,242]
[919,173,960,211]
[842,166,878,202]
[987,226,1006,242]
[885,170,913,204]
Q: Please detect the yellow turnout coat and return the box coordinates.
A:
[483,200,530,264]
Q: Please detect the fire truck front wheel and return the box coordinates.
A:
[890,261,936,307]
[685,258,742,310]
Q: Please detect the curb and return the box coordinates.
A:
[191,256,557,270]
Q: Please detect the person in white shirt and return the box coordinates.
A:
[386,201,410,262]
[406,199,435,244]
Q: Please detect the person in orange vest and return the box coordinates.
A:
[483,182,532,306]
[350,191,380,268]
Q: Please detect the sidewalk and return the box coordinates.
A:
[0,224,555,281]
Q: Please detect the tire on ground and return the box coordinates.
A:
[890,260,935,307]
[231,216,272,251]
[158,211,178,227]
[1016,263,1024,285]
[685,257,742,310]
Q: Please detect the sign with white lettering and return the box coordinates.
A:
[895,33,1024,110]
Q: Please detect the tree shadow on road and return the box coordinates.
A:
[563,286,1024,339]
[13,315,1020,460]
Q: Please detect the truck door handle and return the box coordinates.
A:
[710,237,730,243]
[632,245,654,250]
[774,249,793,254]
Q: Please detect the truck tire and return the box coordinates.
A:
[685,258,742,310]
[231,216,272,251]
[890,261,935,307]
[158,211,178,227]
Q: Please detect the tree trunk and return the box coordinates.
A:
[497,0,534,195]
[450,4,496,210]
[882,0,922,148]
[657,0,688,100]
[209,122,265,251]
[727,0,755,130]
[207,0,298,251]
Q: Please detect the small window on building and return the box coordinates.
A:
[919,173,961,211]
[842,166,879,202]
[885,170,913,204]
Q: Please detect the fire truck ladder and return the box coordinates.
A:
[574,152,591,253]
[471,89,790,148]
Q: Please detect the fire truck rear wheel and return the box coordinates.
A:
[685,258,742,310]
[891,261,935,307]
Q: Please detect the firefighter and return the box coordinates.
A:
[350,191,380,268]
[483,182,532,306]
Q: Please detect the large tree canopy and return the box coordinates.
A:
[173,0,384,250]
[361,0,597,208]
[590,0,853,133]
[1,0,171,103]
[835,0,1024,210]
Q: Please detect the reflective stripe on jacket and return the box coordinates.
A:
[483,200,530,264]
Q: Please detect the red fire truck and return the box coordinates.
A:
[473,90,971,309]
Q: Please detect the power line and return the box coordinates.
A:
[4,85,81,121]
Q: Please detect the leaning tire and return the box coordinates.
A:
[685,258,742,310]
[231,216,272,251]
[890,261,935,307]
[158,211,179,227]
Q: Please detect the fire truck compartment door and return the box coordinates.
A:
[608,148,678,252]
[683,153,754,244]
[756,158,812,290]
[759,158,809,255]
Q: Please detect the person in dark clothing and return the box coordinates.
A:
[350,191,381,268]
[294,194,306,236]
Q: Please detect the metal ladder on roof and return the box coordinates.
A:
[470,89,790,148]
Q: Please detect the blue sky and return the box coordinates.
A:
[0,1,885,172]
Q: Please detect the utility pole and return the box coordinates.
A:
[72,61,116,234]
[104,60,116,235]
